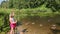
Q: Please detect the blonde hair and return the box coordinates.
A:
[9,10,15,18]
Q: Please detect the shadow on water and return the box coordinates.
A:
[50,29,60,34]
[17,21,22,26]
[56,23,60,26]
[51,23,60,34]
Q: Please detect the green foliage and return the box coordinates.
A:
[15,4,60,18]
[0,8,10,33]
[5,0,58,10]
[1,0,9,8]
[8,0,46,9]
[46,0,60,12]
[0,0,60,12]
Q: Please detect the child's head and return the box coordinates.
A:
[10,10,15,18]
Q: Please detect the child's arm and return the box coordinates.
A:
[15,20,17,23]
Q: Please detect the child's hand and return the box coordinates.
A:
[16,20,17,23]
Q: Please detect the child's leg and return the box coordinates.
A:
[20,32,24,34]
[10,27,14,34]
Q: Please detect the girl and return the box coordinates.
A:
[9,11,17,34]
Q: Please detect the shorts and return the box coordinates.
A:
[10,23,16,29]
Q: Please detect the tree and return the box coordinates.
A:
[1,0,9,8]
[46,0,60,12]
[1,0,60,12]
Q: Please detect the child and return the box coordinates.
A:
[9,11,17,34]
